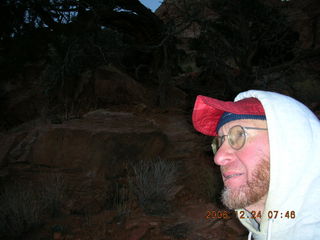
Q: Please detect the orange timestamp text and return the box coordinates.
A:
[205,210,233,219]
[206,210,296,220]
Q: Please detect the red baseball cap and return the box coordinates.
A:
[192,95,266,136]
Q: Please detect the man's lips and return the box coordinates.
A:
[223,172,244,180]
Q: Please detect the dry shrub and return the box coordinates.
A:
[131,158,178,215]
[0,173,66,238]
[0,182,44,238]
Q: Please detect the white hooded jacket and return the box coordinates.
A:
[234,90,320,240]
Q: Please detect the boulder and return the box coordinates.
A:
[94,65,151,106]
[30,110,167,174]
[0,110,168,214]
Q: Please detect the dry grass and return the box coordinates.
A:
[0,182,44,238]
[131,157,178,215]
[0,173,66,238]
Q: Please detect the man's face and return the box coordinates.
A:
[213,119,270,210]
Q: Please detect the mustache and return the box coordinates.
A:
[220,166,242,173]
[220,156,270,173]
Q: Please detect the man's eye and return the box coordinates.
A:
[233,129,245,138]
[238,131,246,138]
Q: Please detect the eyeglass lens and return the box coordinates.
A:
[211,125,246,154]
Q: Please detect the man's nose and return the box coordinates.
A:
[214,143,235,166]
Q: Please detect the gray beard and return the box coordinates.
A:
[221,158,270,209]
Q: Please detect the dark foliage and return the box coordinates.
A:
[189,0,299,94]
[0,0,180,128]
[0,0,173,85]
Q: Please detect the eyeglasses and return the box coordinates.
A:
[211,125,268,154]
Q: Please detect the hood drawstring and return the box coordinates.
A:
[267,219,274,240]
[247,219,273,240]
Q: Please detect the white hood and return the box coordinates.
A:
[234,90,320,239]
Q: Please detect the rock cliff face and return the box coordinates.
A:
[282,0,320,49]
[156,0,320,50]
[1,110,166,214]
[0,106,247,240]
[0,63,247,239]
[156,0,320,107]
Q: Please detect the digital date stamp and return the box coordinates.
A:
[205,210,233,219]
[206,210,296,220]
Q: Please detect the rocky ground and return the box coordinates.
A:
[0,105,248,240]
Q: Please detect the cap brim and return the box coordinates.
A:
[192,95,264,136]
